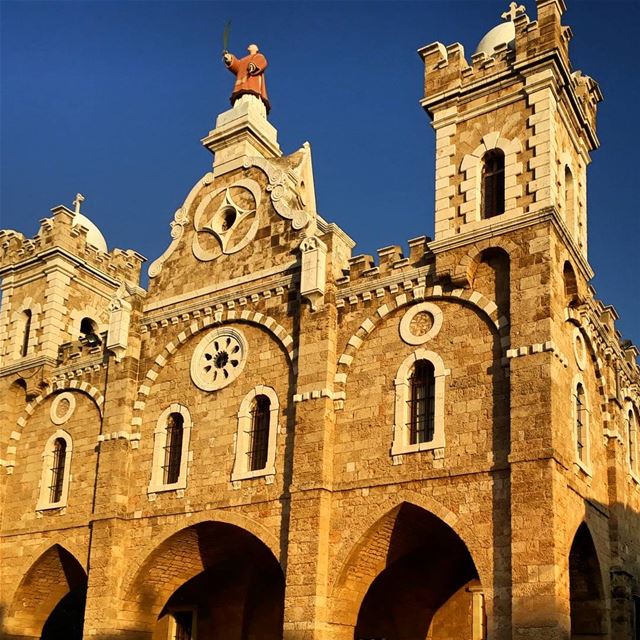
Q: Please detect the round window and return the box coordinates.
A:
[190,328,248,391]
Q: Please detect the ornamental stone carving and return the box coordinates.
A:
[192,179,262,260]
[190,328,248,391]
[50,392,76,425]
[399,302,443,346]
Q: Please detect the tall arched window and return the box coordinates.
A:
[409,360,436,445]
[21,309,32,357]
[249,395,271,471]
[392,349,449,459]
[575,383,587,464]
[37,430,73,510]
[628,408,638,476]
[50,438,67,503]
[163,413,184,485]
[148,404,193,496]
[482,150,505,219]
[232,386,279,482]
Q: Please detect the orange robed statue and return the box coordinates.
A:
[223,44,270,114]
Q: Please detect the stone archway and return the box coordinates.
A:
[332,502,485,640]
[569,522,608,639]
[3,544,87,640]
[121,520,284,639]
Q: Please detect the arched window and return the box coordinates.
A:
[574,382,590,471]
[249,395,271,471]
[409,360,435,445]
[37,430,73,510]
[232,386,279,482]
[163,413,184,485]
[50,438,67,503]
[392,349,449,459]
[481,150,505,219]
[565,166,575,234]
[628,408,638,476]
[148,404,193,496]
[21,309,32,357]
[563,261,579,306]
[80,317,102,346]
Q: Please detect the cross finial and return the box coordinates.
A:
[501,2,526,21]
[72,193,85,214]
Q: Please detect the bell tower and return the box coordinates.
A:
[419,0,601,271]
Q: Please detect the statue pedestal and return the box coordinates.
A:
[202,95,282,176]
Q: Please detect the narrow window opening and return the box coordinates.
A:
[163,413,184,485]
[629,409,638,475]
[565,166,575,233]
[80,317,102,347]
[576,384,586,463]
[482,150,505,219]
[49,438,67,503]
[563,261,579,306]
[409,360,435,445]
[248,395,270,471]
[21,309,32,357]
[172,610,194,640]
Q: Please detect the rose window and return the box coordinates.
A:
[190,328,248,391]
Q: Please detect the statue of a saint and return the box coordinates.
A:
[223,44,270,114]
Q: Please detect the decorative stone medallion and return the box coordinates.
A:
[50,392,76,425]
[190,328,248,391]
[192,179,262,260]
[399,302,443,346]
[573,327,587,371]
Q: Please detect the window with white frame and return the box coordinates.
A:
[232,385,279,482]
[148,404,192,495]
[572,378,590,473]
[391,349,448,459]
[627,405,639,478]
[37,430,73,510]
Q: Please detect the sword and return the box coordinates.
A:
[222,20,231,53]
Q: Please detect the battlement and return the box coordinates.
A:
[337,236,433,286]
[0,205,145,285]
[419,0,592,119]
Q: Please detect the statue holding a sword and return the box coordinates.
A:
[221,21,271,114]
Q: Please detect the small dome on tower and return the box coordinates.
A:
[72,212,108,253]
[474,20,515,57]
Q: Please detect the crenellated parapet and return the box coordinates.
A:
[0,205,145,286]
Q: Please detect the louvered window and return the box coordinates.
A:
[482,150,505,218]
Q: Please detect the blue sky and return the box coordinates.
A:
[1,0,638,347]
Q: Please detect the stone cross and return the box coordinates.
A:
[501,2,526,21]
[73,193,85,214]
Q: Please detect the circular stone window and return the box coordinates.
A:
[573,328,587,371]
[50,392,76,425]
[190,328,248,391]
[399,302,443,345]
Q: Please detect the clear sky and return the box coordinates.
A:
[1,0,638,347]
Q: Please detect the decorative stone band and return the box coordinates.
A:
[142,284,290,333]
[334,283,508,410]
[293,388,338,403]
[3,381,105,474]
[97,432,141,449]
[505,341,569,367]
[131,310,296,432]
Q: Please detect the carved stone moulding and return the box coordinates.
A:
[399,302,444,346]
[50,392,76,425]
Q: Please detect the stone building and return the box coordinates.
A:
[0,0,638,638]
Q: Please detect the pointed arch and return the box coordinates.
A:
[4,544,87,638]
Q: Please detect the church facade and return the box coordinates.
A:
[1,1,639,639]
